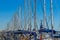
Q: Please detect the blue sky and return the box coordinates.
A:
[0,0,60,31]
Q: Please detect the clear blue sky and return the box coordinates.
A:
[0,0,60,31]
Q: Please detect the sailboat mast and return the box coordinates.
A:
[34,0,38,31]
[50,0,54,39]
[43,0,46,28]
[24,0,27,30]
[28,0,32,31]
[19,6,22,30]
[50,0,54,40]
[50,0,54,30]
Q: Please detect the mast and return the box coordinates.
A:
[28,0,32,31]
[19,6,22,30]
[43,0,46,28]
[34,0,38,31]
[50,0,54,30]
[50,0,54,37]
[24,0,27,30]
